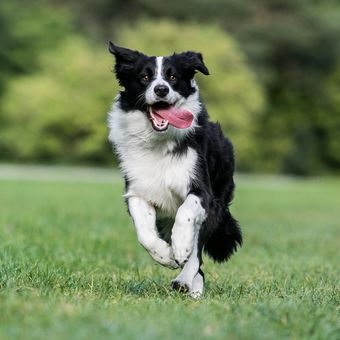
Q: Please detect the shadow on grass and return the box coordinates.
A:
[1,261,188,299]
[5,259,320,301]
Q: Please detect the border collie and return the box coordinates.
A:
[108,42,242,298]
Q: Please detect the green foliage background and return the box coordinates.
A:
[1,0,340,174]
[1,37,113,163]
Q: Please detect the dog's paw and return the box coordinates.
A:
[189,290,203,299]
[172,243,192,267]
[148,240,179,269]
[161,259,179,270]
[171,279,190,293]
[171,271,204,298]
[189,271,204,299]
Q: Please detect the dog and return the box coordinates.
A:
[108,42,242,298]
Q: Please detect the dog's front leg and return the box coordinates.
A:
[171,194,206,266]
[128,196,178,269]
[171,231,205,298]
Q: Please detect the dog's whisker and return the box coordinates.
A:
[134,93,146,107]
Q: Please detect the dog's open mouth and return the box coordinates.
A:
[149,102,170,132]
[149,102,194,132]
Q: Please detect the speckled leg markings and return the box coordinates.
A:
[128,196,178,269]
[171,194,206,266]
[171,231,204,298]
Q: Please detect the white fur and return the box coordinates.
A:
[108,102,199,215]
[126,147,197,215]
[128,196,178,268]
[171,195,206,297]
[171,194,206,265]
[145,56,180,105]
[172,230,203,297]
[109,86,201,144]
[190,272,204,298]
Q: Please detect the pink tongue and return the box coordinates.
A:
[153,107,193,129]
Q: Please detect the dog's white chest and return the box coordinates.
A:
[122,145,197,215]
[108,104,198,215]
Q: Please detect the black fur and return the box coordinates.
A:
[177,109,242,263]
[108,42,242,269]
[108,42,209,113]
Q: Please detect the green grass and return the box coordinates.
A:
[0,165,339,339]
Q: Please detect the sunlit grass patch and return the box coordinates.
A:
[0,166,339,339]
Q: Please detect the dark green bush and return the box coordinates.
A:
[0,37,114,163]
[0,21,264,169]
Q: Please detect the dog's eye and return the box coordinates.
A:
[142,75,149,81]
[169,75,176,81]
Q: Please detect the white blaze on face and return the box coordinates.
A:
[155,56,164,82]
[145,56,179,105]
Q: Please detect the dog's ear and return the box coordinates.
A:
[108,42,141,63]
[179,51,210,76]
[108,41,143,85]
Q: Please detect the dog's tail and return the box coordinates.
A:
[204,210,242,262]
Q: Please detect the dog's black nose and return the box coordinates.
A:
[154,85,169,98]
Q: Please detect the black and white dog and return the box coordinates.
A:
[108,43,242,298]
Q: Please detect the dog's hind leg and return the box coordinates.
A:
[190,269,205,298]
[128,196,178,269]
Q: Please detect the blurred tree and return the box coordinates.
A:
[0,21,263,169]
[322,65,340,172]
[0,37,114,163]
[0,0,72,94]
[61,0,340,174]
[233,0,340,174]
[1,0,340,173]
[0,0,74,159]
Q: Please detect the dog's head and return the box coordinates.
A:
[108,42,209,133]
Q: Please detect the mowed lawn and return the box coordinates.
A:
[0,165,339,340]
